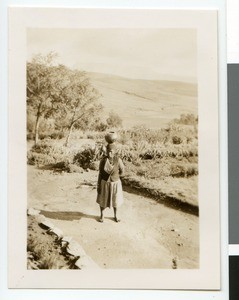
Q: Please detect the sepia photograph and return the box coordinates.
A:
[26,27,199,271]
[8,8,220,290]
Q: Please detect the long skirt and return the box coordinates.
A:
[96,179,124,209]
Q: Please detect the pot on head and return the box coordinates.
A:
[105,131,118,144]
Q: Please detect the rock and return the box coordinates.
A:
[27,208,40,216]
[177,242,183,246]
[172,257,178,269]
[35,214,46,224]
[66,240,86,257]
[39,219,55,230]
[49,227,63,238]
[27,260,39,270]
[27,253,34,260]
[75,255,99,269]
[62,236,73,243]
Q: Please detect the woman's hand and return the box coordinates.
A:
[97,185,101,194]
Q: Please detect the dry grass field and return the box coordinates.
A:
[88,72,197,128]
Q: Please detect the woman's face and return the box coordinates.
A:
[107,149,115,159]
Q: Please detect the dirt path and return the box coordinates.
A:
[28,165,199,269]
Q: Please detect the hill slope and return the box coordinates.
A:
[88,72,198,128]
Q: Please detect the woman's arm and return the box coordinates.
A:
[97,159,104,193]
[118,158,125,176]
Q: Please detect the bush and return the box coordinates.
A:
[117,140,198,162]
[170,163,198,177]
[106,111,123,128]
[51,161,69,171]
[94,122,108,132]
[119,126,163,145]
[27,151,56,166]
[50,132,65,140]
[27,151,36,165]
[174,113,198,125]
[118,123,197,147]
[73,145,103,169]
[68,164,84,173]
[81,130,106,142]
[172,136,183,145]
[50,162,84,173]
[31,141,53,155]
[89,161,100,171]
[27,140,77,167]
[27,132,35,141]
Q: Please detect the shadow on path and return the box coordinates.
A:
[40,210,99,222]
[122,184,199,217]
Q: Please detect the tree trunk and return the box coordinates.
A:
[34,114,41,146]
[64,122,75,147]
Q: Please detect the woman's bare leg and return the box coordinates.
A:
[113,207,120,222]
[99,206,104,222]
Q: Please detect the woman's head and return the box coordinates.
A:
[106,143,116,158]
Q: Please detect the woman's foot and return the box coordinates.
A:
[99,217,104,223]
[113,208,120,223]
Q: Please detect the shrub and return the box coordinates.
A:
[119,126,163,145]
[49,162,84,173]
[73,145,103,169]
[170,164,186,177]
[68,163,84,173]
[172,136,183,145]
[27,140,78,167]
[80,130,106,142]
[27,151,56,166]
[106,111,123,128]
[94,122,108,132]
[31,141,53,154]
[174,113,198,125]
[118,123,197,147]
[89,161,100,171]
[170,163,198,177]
[51,161,69,171]
[27,151,36,165]
[50,131,65,140]
[86,134,94,140]
[27,132,35,141]
[117,140,198,162]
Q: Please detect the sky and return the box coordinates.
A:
[27,28,197,82]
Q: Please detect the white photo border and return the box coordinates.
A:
[8,7,221,290]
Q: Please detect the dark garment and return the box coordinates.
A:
[97,156,124,184]
[96,155,124,208]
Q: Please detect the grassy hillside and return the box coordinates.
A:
[88,72,198,128]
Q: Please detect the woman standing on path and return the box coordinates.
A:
[96,143,124,223]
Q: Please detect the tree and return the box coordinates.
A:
[27,52,103,146]
[89,116,108,132]
[27,52,69,145]
[106,111,123,128]
[59,69,103,146]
